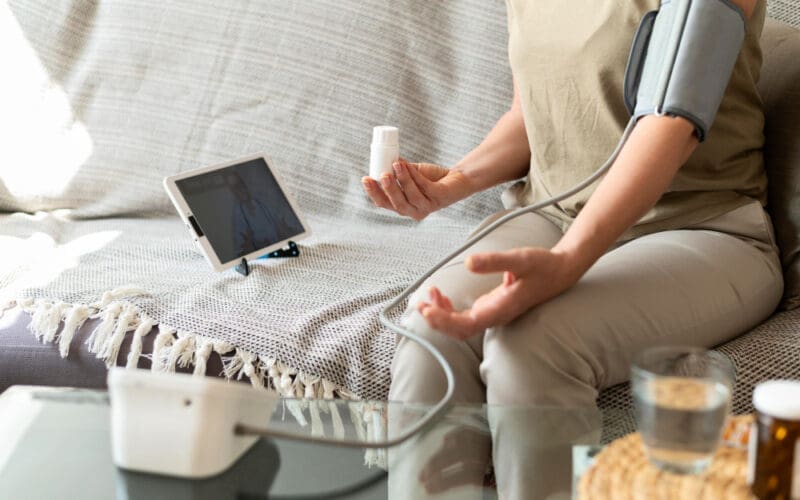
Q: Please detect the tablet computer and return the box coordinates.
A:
[163,154,311,272]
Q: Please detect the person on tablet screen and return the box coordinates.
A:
[227,171,284,255]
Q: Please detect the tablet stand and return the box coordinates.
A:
[234,241,300,277]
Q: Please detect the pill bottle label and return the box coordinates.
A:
[793,439,799,500]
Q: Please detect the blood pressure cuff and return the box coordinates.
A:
[624,0,746,142]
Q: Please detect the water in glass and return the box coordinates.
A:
[633,375,730,474]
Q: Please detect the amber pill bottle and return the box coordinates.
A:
[750,380,800,500]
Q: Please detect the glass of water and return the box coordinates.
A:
[631,346,735,474]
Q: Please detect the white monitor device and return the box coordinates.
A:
[108,368,279,478]
[163,154,311,272]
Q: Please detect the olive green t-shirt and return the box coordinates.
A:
[504,0,767,239]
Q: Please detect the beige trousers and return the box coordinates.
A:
[387,201,783,498]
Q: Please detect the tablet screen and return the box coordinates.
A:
[174,158,305,263]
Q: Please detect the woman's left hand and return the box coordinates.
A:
[417,247,580,339]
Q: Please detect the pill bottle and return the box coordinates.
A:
[369,126,399,180]
[750,380,800,500]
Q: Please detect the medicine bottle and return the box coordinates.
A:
[369,126,400,180]
[750,380,800,500]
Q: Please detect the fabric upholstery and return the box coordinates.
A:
[768,0,800,28]
[0,0,511,219]
[759,19,800,308]
[0,307,233,395]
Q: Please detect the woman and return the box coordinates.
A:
[363,0,781,495]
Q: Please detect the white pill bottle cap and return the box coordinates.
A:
[372,126,399,146]
[753,380,800,420]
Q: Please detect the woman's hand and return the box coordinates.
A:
[417,247,581,339]
[361,159,473,221]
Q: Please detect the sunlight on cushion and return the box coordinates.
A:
[0,218,119,304]
[0,3,92,201]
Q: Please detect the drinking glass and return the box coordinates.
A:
[631,346,735,474]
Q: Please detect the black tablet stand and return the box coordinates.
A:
[234,241,300,277]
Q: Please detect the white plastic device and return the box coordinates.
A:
[369,126,400,180]
[108,368,278,478]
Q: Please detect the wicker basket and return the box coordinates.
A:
[578,416,754,499]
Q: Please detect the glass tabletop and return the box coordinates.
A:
[0,385,636,499]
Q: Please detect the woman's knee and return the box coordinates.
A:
[389,304,485,405]
[480,306,600,407]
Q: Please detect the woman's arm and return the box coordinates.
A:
[451,80,532,193]
[551,115,697,282]
[553,0,757,275]
[418,115,698,337]
[417,0,758,338]
[362,81,530,219]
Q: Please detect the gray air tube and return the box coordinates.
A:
[238,0,747,449]
[624,0,746,142]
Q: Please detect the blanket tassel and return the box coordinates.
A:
[126,317,155,369]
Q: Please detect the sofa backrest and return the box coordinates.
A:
[768,0,800,28]
[0,0,512,223]
[758,14,800,308]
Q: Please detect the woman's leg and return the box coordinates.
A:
[483,202,783,498]
[387,211,562,499]
[389,210,563,405]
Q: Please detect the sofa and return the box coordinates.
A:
[1,0,799,428]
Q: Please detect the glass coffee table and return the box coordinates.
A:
[0,385,636,499]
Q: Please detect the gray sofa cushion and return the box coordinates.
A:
[768,0,800,28]
[0,309,108,394]
[759,19,800,308]
[597,306,800,441]
[0,308,233,395]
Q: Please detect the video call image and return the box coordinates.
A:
[175,158,305,263]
